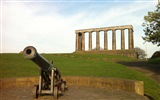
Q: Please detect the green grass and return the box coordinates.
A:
[149,57,160,64]
[0,53,160,100]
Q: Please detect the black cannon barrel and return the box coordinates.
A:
[23,46,52,73]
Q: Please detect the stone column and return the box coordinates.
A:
[78,33,82,51]
[104,30,108,50]
[89,32,92,51]
[131,28,134,49]
[96,31,100,50]
[75,32,79,51]
[121,29,125,50]
[128,29,132,49]
[112,29,116,50]
[82,32,85,51]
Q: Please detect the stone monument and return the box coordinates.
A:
[75,25,136,58]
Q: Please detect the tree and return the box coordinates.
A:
[142,3,160,46]
[134,47,147,59]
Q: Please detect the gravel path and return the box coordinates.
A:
[0,86,149,100]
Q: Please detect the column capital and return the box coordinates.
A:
[88,31,93,33]
[81,32,85,34]
[96,30,100,33]
[128,28,134,32]
[112,29,116,31]
[75,32,79,34]
[121,28,125,30]
[104,30,108,32]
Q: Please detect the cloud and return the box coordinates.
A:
[2,2,75,52]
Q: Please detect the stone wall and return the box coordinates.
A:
[0,76,144,95]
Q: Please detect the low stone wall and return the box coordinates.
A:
[0,77,39,88]
[0,76,144,95]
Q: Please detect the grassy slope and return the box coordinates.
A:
[149,57,160,64]
[0,53,160,99]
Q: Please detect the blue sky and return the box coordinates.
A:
[1,0,159,57]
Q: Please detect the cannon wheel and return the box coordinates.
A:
[54,86,58,99]
[33,85,39,99]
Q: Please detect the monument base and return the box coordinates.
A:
[75,49,137,58]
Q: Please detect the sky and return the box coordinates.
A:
[1,0,160,57]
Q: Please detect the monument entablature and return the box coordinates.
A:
[75,25,136,58]
[75,25,133,33]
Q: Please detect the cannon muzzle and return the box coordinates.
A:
[23,46,52,73]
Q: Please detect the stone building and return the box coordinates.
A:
[75,25,136,58]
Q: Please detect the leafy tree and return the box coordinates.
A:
[134,47,147,59]
[142,3,160,46]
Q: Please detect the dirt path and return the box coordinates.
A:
[0,86,149,100]
[118,61,160,83]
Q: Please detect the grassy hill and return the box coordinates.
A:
[0,53,160,99]
[149,51,160,64]
[149,57,160,64]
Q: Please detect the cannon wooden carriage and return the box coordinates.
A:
[23,46,67,99]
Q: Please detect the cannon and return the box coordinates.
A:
[23,46,67,99]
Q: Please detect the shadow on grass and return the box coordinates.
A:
[117,61,160,75]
